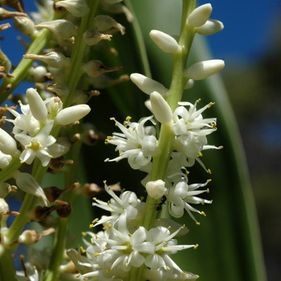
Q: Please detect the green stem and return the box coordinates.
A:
[63,0,100,107]
[0,29,50,104]
[0,249,17,281]
[43,140,81,281]
[43,218,68,281]
[142,0,196,230]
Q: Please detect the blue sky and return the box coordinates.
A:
[205,0,281,63]
[1,1,280,66]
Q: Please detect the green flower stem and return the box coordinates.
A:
[43,218,68,281]
[43,137,81,281]
[63,0,100,107]
[142,0,196,230]
[0,249,17,281]
[0,29,51,104]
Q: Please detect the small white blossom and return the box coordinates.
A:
[106,116,158,170]
[172,101,218,166]
[167,177,211,223]
[0,197,9,215]
[93,183,143,228]
[15,121,56,167]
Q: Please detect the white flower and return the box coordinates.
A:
[172,101,219,166]
[106,116,158,170]
[104,226,155,272]
[7,101,41,136]
[93,183,143,228]
[15,121,57,167]
[145,226,197,271]
[167,178,211,223]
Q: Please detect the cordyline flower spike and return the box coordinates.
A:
[26,88,48,122]
[185,59,225,80]
[187,3,213,27]
[55,0,89,17]
[195,19,224,35]
[55,104,91,125]
[149,30,181,54]
[150,91,173,124]
[130,73,168,96]
[0,128,17,155]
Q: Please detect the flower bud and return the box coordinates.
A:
[29,65,48,82]
[36,19,77,41]
[18,230,39,245]
[146,180,167,199]
[150,91,172,124]
[55,104,91,126]
[83,60,119,78]
[94,15,125,35]
[26,88,48,122]
[187,3,212,27]
[13,171,49,206]
[185,59,225,80]
[195,19,224,35]
[0,150,12,169]
[0,128,17,155]
[130,73,168,96]
[84,30,112,46]
[24,51,69,68]
[0,198,9,215]
[55,0,89,17]
[14,16,37,37]
[149,30,181,54]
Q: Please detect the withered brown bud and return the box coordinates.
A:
[44,186,63,202]
[83,183,103,197]
[55,200,71,218]
[48,157,73,173]
[34,206,55,222]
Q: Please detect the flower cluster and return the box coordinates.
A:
[69,184,198,280]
